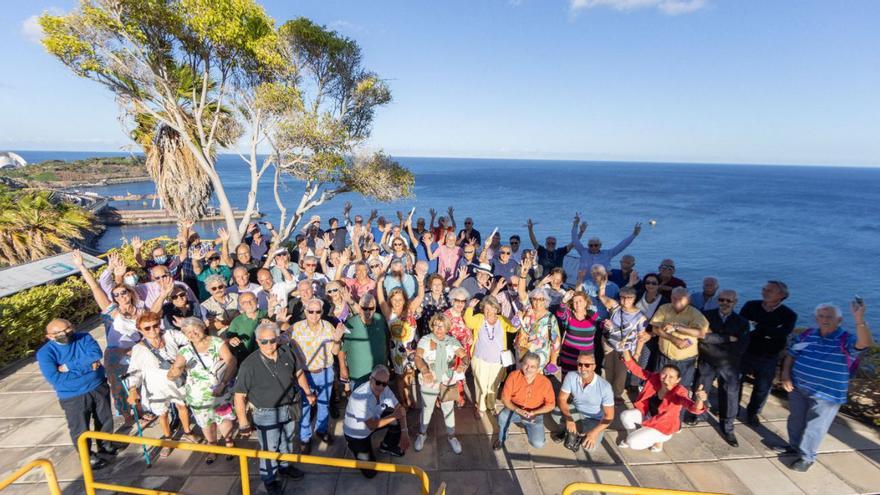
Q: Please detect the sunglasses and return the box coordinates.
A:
[465,222,472,225]
[326,288,339,294]
[141,324,160,331]
[500,251,511,255]
[112,291,130,298]
[577,362,595,368]
[510,241,519,245]
[370,248,380,252]
[257,337,278,345]
[171,293,187,300]
[209,285,226,291]
[588,244,600,247]
[453,299,467,303]
[717,298,734,303]
[306,310,322,314]
[659,264,675,270]
[372,378,389,387]
[304,263,317,267]
[392,243,403,247]
[361,305,376,311]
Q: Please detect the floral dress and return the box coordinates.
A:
[177,336,234,428]
[515,311,561,369]
[444,309,473,356]
[418,292,450,338]
[389,311,419,375]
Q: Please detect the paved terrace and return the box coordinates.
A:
[1,319,878,495]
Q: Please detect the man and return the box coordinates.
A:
[288,299,345,454]
[571,213,641,272]
[527,218,576,279]
[245,223,273,263]
[494,352,557,450]
[455,242,479,277]
[297,255,330,298]
[646,259,687,299]
[199,274,240,335]
[226,292,267,363]
[778,301,873,472]
[579,264,619,320]
[649,287,710,398]
[457,217,481,247]
[690,276,720,312]
[684,290,749,447]
[382,259,417,298]
[326,216,348,252]
[286,280,330,325]
[232,241,262,284]
[234,323,314,494]
[131,236,181,280]
[551,352,615,452]
[738,280,798,426]
[256,267,297,314]
[340,294,389,388]
[37,319,118,469]
[344,365,411,478]
[455,262,494,302]
[103,263,196,309]
[609,254,636,289]
[228,265,261,298]
[491,245,518,280]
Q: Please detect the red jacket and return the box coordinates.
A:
[624,358,705,435]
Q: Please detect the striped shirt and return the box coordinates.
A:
[789,327,860,404]
[556,305,600,373]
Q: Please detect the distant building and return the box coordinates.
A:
[0,151,27,169]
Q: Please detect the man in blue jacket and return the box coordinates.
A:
[37,318,118,469]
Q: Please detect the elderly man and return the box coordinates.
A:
[649,287,710,398]
[382,259,417,298]
[738,280,798,426]
[131,236,181,279]
[492,245,519,280]
[244,223,273,263]
[286,280,330,324]
[193,249,233,300]
[344,365,411,478]
[289,299,346,454]
[229,265,261,298]
[37,319,117,469]
[778,301,873,471]
[527,218,576,278]
[609,254,637,289]
[255,264,297,314]
[101,262,196,310]
[199,274,240,335]
[226,292,267,363]
[647,259,687,299]
[298,255,330,298]
[235,322,313,494]
[494,352,557,450]
[340,294,388,389]
[457,217,481,247]
[579,264,619,320]
[684,290,749,446]
[233,242,261,283]
[550,352,615,452]
[571,213,641,272]
[690,277,720,312]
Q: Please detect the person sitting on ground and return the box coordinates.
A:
[618,348,708,452]
[571,212,641,273]
[343,365,411,478]
[550,352,615,452]
[689,276,720,312]
[777,300,873,472]
[494,352,557,450]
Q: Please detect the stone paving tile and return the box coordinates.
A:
[486,468,542,495]
[335,471,390,495]
[677,461,753,495]
[825,419,880,451]
[768,456,859,495]
[278,472,338,494]
[435,434,485,471]
[0,391,64,418]
[485,431,533,470]
[861,448,880,466]
[528,433,579,469]
[0,372,54,393]
[428,469,490,495]
[628,464,697,492]
[534,465,635,495]
[575,439,620,466]
[763,419,854,454]
[660,428,718,462]
[604,430,674,465]
[0,417,69,448]
[179,474,237,494]
[723,458,805,495]
[819,452,880,494]
[690,424,764,459]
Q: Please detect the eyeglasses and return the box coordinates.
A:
[588,244,600,247]
[112,291,130,298]
[371,377,389,387]
[659,264,675,270]
[326,288,339,294]
[577,362,595,368]
[140,324,160,331]
[209,285,226,291]
[465,221,472,225]
[370,248,380,252]
[257,338,278,345]
[369,264,381,269]
[306,309,322,314]
[463,251,475,255]
[453,299,467,303]
[155,274,170,280]
[500,251,511,255]
[717,298,734,303]
[361,305,376,311]
[171,293,187,300]
[304,263,317,267]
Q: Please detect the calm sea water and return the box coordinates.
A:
[14,150,880,333]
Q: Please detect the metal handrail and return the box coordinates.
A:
[562,482,727,495]
[78,431,432,495]
[0,458,62,495]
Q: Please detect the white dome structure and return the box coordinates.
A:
[0,152,27,170]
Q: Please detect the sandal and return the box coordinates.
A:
[181,431,200,444]
[224,440,235,461]
[159,436,173,458]
[205,452,217,465]
[139,413,157,428]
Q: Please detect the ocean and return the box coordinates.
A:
[13,150,880,333]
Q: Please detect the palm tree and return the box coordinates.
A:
[0,188,95,266]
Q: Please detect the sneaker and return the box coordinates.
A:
[378,443,405,457]
[264,480,283,495]
[492,439,504,451]
[317,431,334,445]
[683,415,699,426]
[414,433,427,452]
[789,458,813,472]
[448,436,462,455]
[617,439,630,449]
[649,443,663,453]
[98,444,120,456]
[89,454,108,470]
[551,431,566,443]
[299,441,312,455]
[279,465,305,481]
[771,444,798,455]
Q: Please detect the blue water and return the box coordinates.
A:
[13,150,880,332]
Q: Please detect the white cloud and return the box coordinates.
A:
[328,20,366,34]
[21,8,63,44]
[570,0,706,15]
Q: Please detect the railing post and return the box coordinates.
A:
[77,434,97,495]
[239,455,250,494]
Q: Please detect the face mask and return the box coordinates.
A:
[154,255,168,265]
[54,333,71,344]
[124,275,139,286]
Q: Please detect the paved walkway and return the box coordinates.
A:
[1,319,878,494]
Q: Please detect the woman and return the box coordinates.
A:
[556,290,600,374]
[463,296,518,418]
[413,314,468,455]
[634,274,668,376]
[599,287,648,399]
[418,275,450,338]
[377,267,426,409]
[168,317,238,464]
[73,250,145,423]
[341,261,377,300]
[157,282,202,330]
[127,312,196,456]
[433,232,463,283]
[618,348,707,452]
[540,267,568,312]
[325,280,352,326]
[444,287,472,407]
[514,288,561,372]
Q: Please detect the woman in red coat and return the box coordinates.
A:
[618,348,707,452]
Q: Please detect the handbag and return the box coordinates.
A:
[500,350,515,367]
[438,363,461,403]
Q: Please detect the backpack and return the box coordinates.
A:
[797,328,860,378]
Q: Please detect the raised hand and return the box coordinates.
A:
[396,210,404,222]
[343,201,352,216]
[130,236,143,253]
[322,231,332,246]
[628,270,640,286]
[851,298,866,322]
[332,323,347,342]
[71,249,84,267]
[159,276,174,295]
[447,206,454,218]
[216,227,230,242]
[633,222,642,236]
[267,294,279,312]
[468,298,479,309]
[579,221,588,235]
[369,209,378,221]
[274,306,291,324]
[573,212,581,226]
[456,265,468,281]
[526,218,534,230]
[429,208,437,219]
[265,222,274,231]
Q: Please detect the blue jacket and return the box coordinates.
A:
[37,333,106,400]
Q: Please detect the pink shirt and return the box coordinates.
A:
[435,244,462,282]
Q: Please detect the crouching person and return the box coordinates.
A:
[494,352,557,451]
[551,352,615,452]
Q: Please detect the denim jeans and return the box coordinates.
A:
[300,366,334,442]
[345,409,401,479]
[252,406,296,483]
[686,361,741,434]
[497,407,546,449]
[549,409,604,451]
[739,353,779,416]
[787,387,840,463]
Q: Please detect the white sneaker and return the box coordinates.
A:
[448,436,462,455]
[617,439,630,449]
[649,443,663,453]
[414,433,427,452]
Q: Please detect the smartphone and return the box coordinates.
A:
[854,295,864,306]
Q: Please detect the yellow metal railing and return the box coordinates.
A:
[562,482,726,495]
[0,458,62,495]
[78,431,433,495]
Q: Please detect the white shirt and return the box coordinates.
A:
[343,381,398,439]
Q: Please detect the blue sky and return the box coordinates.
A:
[3,0,880,166]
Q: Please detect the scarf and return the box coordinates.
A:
[427,333,456,382]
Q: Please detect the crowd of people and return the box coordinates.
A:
[35,204,874,494]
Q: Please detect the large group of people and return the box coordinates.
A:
[36,205,874,494]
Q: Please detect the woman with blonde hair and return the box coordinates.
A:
[377,265,426,409]
[464,295,518,418]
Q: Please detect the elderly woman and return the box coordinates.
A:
[127,312,196,456]
[168,317,237,464]
[444,287,473,407]
[418,275,450,338]
[556,290,600,374]
[540,267,568,312]
[618,349,707,452]
[432,231,463,283]
[340,261,377,300]
[73,250,145,423]
[325,280,353,325]
[377,266,426,409]
[599,286,649,399]
[515,287,561,373]
[464,296,518,418]
[158,283,202,330]
[413,314,469,455]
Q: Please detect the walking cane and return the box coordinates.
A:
[117,372,152,468]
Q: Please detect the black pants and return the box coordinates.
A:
[344,411,401,479]
[59,382,114,452]
[686,361,741,433]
